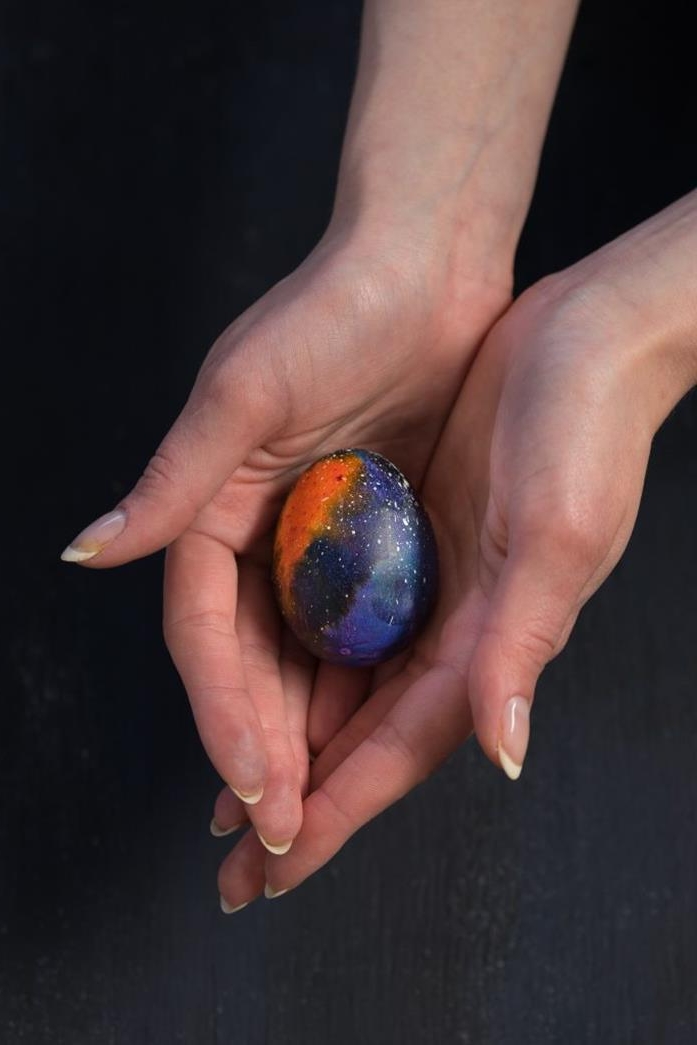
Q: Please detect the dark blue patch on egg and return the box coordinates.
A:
[273,449,439,666]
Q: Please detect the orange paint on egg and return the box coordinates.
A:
[274,452,363,606]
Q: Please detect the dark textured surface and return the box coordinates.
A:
[2,0,697,1042]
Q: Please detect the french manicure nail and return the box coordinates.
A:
[61,509,127,563]
[264,884,289,900]
[230,785,264,805]
[498,696,530,781]
[210,817,243,838]
[258,833,293,856]
[220,895,249,914]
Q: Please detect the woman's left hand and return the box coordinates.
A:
[215,190,697,909]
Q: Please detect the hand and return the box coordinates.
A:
[60,0,580,891]
[213,192,697,906]
[62,220,511,852]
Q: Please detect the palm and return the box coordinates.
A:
[216,280,653,904]
[210,300,506,900]
[163,243,510,871]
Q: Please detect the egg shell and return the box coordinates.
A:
[273,448,438,666]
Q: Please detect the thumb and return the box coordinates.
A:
[61,355,279,567]
[468,516,593,780]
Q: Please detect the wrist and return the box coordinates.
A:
[327,0,580,295]
[544,192,697,432]
[525,194,697,436]
[323,185,517,302]
[305,209,513,375]
[328,70,546,296]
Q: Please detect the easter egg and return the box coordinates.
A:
[272,448,438,666]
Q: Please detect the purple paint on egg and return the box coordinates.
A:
[273,448,439,666]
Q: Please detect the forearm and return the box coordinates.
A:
[329,0,581,278]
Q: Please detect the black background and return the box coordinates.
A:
[3,0,697,1041]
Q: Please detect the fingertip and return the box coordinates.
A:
[467,630,507,761]
[220,895,249,914]
[258,833,294,856]
[59,508,128,566]
[497,695,530,780]
[230,784,265,806]
[497,744,523,781]
[247,779,304,857]
[211,817,243,837]
[468,628,533,778]
[217,823,267,905]
[264,883,290,900]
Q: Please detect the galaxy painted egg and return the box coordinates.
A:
[272,449,438,666]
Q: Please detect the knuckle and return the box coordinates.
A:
[308,722,364,783]
[134,443,198,519]
[313,782,358,837]
[521,496,602,568]
[197,335,289,437]
[513,621,560,671]
[163,609,232,647]
[512,274,609,338]
[241,639,280,676]
[553,614,578,659]
[474,620,558,689]
[138,446,181,497]
[368,718,428,785]
[191,336,255,421]
[197,359,235,412]
[548,506,602,566]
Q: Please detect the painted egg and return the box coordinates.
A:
[272,448,438,666]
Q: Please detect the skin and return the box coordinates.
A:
[160,247,508,849]
[64,2,697,907]
[217,189,697,904]
[72,0,579,854]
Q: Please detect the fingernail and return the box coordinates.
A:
[258,833,293,856]
[220,895,249,914]
[498,696,530,781]
[264,884,289,900]
[61,509,127,563]
[230,785,264,805]
[210,817,243,838]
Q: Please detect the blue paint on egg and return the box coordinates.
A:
[273,449,438,666]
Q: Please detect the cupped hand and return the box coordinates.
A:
[63,219,511,855]
[215,201,694,905]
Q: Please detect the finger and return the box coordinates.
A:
[307,662,372,757]
[217,828,267,913]
[307,594,484,789]
[211,788,249,837]
[214,669,405,901]
[264,661,474,896]
[163,532,268,799]
[234,560,304,854]
[211,590,315,839]
[304,643,423,774]
[60,343,281,567]
[371,647,412,690]
[278,628,316,797]
[467,521,592,781]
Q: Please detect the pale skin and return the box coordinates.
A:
[60,1,697,908]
